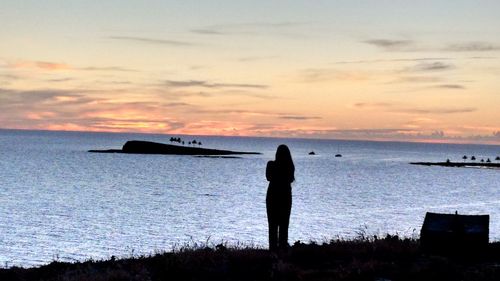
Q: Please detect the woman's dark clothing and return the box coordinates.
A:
[266,160,293,251]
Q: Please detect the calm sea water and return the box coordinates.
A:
[0,129,499,267]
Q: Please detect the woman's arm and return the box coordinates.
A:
[266,161,274,181]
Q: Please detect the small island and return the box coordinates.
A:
[89,140,260,156]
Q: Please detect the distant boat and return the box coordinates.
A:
[308,151,316,155]
[335,154,342,157]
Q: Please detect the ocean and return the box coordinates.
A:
[0,129,499,267]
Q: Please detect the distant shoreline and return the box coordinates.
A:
[410,161,500,169]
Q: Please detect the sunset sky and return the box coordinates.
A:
[1,1,499,144]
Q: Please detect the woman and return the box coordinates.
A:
[266,144,295,251]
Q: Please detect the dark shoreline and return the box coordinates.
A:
[3,237,500,281]
[89,140,261,156]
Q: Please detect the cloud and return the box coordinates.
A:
[363,39,500,53]
[394,76,443,83]
[353,102,392,108]
[34,61,70,70]
[353,102,476,115]
[3,59,137,73]
[46,78,74,83]
[300,68,371,82]
[155,86,275,100]
[254,127,419,139]
[363,39,415,51]
[0,87,191,133]
[405,62,455,72]
[157,90,213,98]
[237,56,279,62]
[404,117,439,127]
[385,106,476,115]
[194,109,278,117]
[239,125,500,145]
[163,102,191,107]
[190,29,226,35]
[434,84,466,90]
[89,117,185,132]
[335,56,498,65]
[331,128,414,135]
[7,60,70,71]
[91,80,135,86]
[192,108,318,121]
[108,36,195,46]
[279,115,322,120]
[78,66,137,72]
[0,74,19,81]
[245,21,307,28]
[190,21,308,37]
[164,79,268,89]
[335,57,453,64]
[246,123,282,131]
[469,56,498,60]
[445,42,500,52]
[399,107,476,114]
[0,88,90,104]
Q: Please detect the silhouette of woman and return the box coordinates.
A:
[266,144,294,251]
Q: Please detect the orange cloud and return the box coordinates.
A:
[26,111,57,120]
[9,60,70,71]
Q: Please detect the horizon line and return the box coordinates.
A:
[0,127,498,147]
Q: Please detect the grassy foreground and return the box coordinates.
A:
[2,236,500,281]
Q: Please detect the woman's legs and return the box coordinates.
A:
[267,189,291,251]
[278,194,292,250]
[268,220,278,251]
[267,195,278,251]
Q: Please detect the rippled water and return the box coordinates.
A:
[0,129,499,267]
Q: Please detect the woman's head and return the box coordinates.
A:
[275,144,294,182]
[276,144,292,163]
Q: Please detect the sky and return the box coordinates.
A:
[1,0,499,144]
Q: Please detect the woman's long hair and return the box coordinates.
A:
[275,144,295,182]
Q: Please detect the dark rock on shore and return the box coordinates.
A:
[89,140,260,156]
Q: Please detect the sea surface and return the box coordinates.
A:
[0,129,499,267]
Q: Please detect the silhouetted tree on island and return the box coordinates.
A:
[169,137,183,145]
